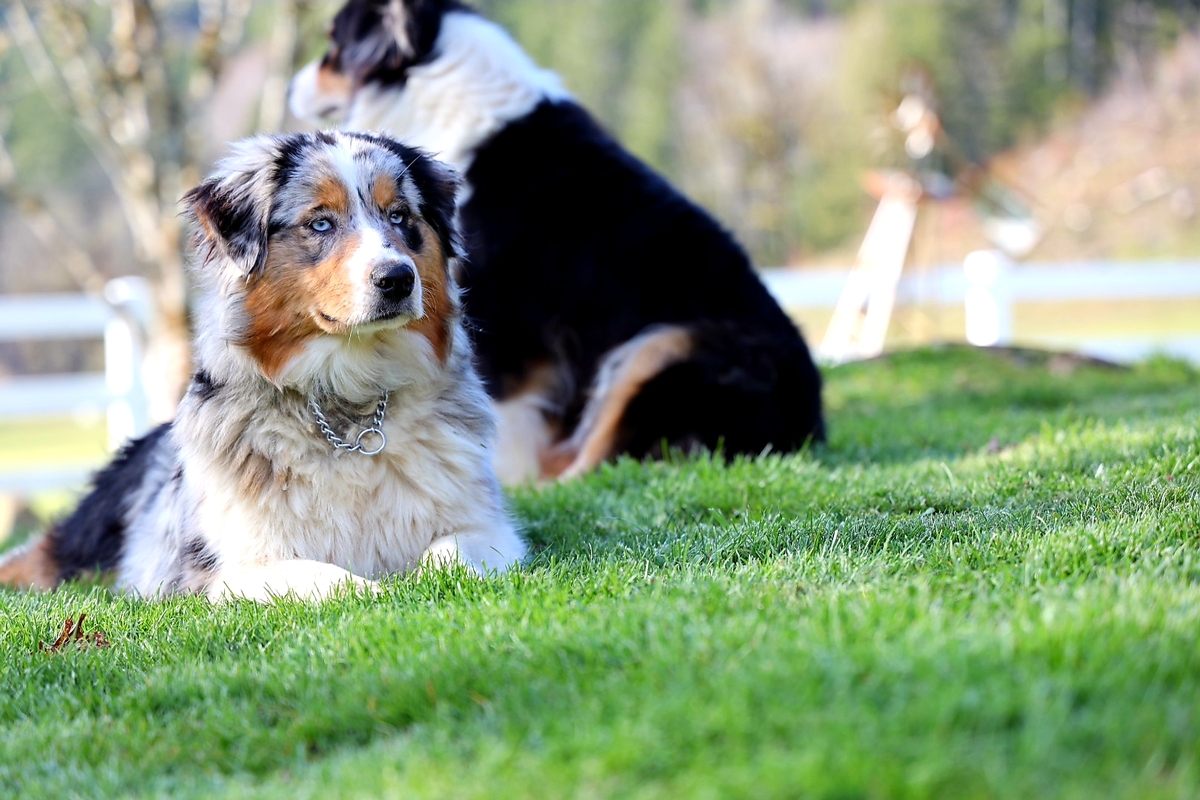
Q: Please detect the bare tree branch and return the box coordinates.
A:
[259,0,302,132]
[259,0,324,132]
[0,115,110,298]
[4,0,317,414]
[193,0,254,102]
[8,2,122,172]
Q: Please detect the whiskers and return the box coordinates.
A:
[398,153,425,180]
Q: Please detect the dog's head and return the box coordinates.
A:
[183,131,462,382]
[289,0,460,123]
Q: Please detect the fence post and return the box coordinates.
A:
[103,277,153,449]
[963,250,1014,347]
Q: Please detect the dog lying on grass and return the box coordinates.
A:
[0,131,525,601]
[289,0,827,485]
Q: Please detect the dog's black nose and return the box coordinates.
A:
[372,260,416,302]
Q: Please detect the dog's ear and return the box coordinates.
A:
[407,153,464,262]
[183,179,269,276]
[330,0,447,80]
[380,0,448,62]
[182,143,277,276]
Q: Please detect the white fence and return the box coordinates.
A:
[0,261,1195,495]
[0,278,154,494]
[762,255,1200,365]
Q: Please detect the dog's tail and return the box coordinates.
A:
[541,325,694,480]
[0,424,173,592]
[0,534,59,590]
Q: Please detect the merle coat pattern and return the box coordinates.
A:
[0,131,525,600]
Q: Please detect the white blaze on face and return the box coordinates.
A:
[348,224,397,322]
[333,145,424,327]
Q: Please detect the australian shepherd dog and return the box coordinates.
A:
[0,131,525,601]
[288,0,826,485]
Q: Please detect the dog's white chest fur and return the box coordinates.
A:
[117,360,521,600]
[219,394,491,573]
[183,335,508,595]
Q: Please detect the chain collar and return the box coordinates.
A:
[308,392,390,456]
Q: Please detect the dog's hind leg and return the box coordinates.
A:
[207,559,378,603]
[546,320,825,478]
[492,362,565,486]
[611,320,826,461]
[544,325,694,480]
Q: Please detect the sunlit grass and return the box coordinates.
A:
[1,347,1198,799]
[0,413,109,469]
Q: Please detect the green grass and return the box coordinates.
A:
[1,346,1198,799]
[0,413,109,470]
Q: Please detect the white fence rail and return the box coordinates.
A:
[0,278,154,495]
[0,261,1195,495]
[762,255,1200,365]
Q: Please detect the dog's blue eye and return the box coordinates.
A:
[389,211,404,225]
[310,218,334,233]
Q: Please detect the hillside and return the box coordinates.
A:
[898,35,1200,266]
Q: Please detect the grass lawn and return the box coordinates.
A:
[0,412,109,471]
[1,346,1197,799]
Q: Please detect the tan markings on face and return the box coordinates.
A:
[316,62,353,102]
[313,175,351,217]
[373,175,399,212]
[298,230,366,332]
[406,225,455,363]
[241,230,362,379]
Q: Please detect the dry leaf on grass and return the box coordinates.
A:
[39,613,111,654]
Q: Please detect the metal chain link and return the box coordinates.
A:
[308,391,390,456]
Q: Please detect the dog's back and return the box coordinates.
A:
[459,99,825,466]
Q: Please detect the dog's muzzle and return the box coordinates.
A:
[368,258,421,324]
[372,259,416,304]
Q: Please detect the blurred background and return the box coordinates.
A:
[0,0,1198,526]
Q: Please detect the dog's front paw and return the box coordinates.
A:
[420,536,468,572]
[419,526,527,577]
[208,560,379,603]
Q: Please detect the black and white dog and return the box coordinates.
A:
[0,132,524,601]
[290,0,826,483]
